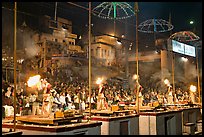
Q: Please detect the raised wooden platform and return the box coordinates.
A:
[2,130,23,135]
[85,110,134,116]
[2,121,102,134]
[16,115,84,126]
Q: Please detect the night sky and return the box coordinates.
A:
[2,2,202,51]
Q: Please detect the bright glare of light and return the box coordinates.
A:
[132,74,139,80]
[62,28,66,31]
[96,77,103,85]
[2,58,7,61]
[190,85,196,92]
[121,34,125,38]
[109,33,115,38]
[190,21,194,24]
[181,57,188,62]
[164,79,170,87]
[116,40,122,45]
[27,75,41,87]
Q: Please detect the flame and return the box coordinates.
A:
[132,74,139,80]
[164,79,170,87]
[27,75,41,87]
[190,85,196,92]
[96,77,103,85]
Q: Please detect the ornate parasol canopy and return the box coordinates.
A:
[92,2,135,20]
[138,18,174,33]
[169,31,200,42]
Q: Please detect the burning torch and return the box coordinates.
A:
[189,85,196,104]
[27,75,41,88]
[164,78,172,96]
[164,79,171,87]
[96,77,103,93]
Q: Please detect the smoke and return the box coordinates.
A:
[17,27,40,59]
[23,31,40,58]
[2,9,14,50]
[185,65,197,79]
[2,8,40,59]
[174,58,197,86]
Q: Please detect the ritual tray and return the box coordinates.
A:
[16,115,84,126]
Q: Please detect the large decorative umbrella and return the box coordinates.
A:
[169,31,200,42]
[138,18,174,33]
[92,2,136,36]
[92,2,135,20]
[138,18,174,49]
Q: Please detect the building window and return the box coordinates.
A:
[95,49,97,56]
[105,50,107,57]
[62,24,68,29]
[47,48,51,52]
[91,49,94,56]
[55,39,58,42]
[101,49,103,58]
[96,48,100,57]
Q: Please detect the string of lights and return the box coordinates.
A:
[2,2,170,49]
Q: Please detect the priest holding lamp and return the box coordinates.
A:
[189,85,196,104]
[96,77,106,110]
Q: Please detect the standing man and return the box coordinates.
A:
[32,91,40,115]
[97,84,106,110]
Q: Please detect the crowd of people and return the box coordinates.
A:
[2,74,196,118]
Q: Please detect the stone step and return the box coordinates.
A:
[197,119,202,123]
[184,123,196,135]
[195,131,202,135]
[182,132,189,135]
[197,119,202,132]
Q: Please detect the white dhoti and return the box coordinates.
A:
[97,96,105,110]
[3,105,14,117]
[42,94,52,116]
[32,102,40,115]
